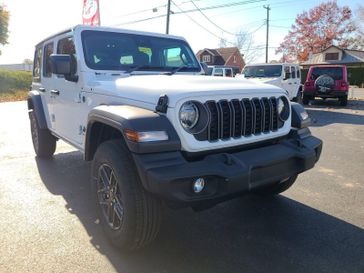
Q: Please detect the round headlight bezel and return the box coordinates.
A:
[179,101,209,134]
[277,96,290,121]
[179,101,199,130]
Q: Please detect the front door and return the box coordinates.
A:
[51,35,85,148]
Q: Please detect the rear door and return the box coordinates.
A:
[32,44,53,130]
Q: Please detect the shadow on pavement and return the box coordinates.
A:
[305,100,364,127]
[36,152,364,273]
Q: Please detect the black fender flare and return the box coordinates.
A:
[291,102,311,129]
[85,105,181,160]
[27,91,48,129]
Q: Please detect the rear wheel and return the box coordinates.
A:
[92,139,162,251]
[29,110,56,157]
[339,95,348,106]
[255,175,298,196]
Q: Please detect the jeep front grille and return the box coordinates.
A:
[195,97,280,142]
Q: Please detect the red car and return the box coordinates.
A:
[303,65,349,106]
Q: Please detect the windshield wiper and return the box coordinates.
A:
[166,65,190,75]
[124,65,153,74]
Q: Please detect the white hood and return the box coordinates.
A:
[88,74,284,108]
[244,77,280,86]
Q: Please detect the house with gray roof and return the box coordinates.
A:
[301,45,364,68]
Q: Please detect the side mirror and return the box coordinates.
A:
[284,72,290,80]
[51,54,71,75]
[50,54,78,82]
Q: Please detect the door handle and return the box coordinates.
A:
[39,87,46,92]
[50,90,60,96]
[288,83,292,85]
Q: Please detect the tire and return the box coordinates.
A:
[294,90,303,104]
[255,175,298,196]
[302,95,310,105]
[91,139,162,251]
[29,110,56,157]
[339,95,348,106]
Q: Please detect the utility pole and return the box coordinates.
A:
[166,0,171,34]
[263,5,270,63]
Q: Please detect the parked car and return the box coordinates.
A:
[240,63,302,102]
[27,25,322,251]
[207,65,234,77]
[303,65,349,106]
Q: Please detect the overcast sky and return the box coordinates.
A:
[0,0,362,65]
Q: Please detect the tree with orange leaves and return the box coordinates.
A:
[276,1,357,63]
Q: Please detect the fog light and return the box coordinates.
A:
[193,178,205,193]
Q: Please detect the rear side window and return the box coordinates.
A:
[225,69,232,77]
[296,68,300,78]
[33,46,42,82]
[310,67,343,80]
[291,66,296,79]
[43,42,54,77]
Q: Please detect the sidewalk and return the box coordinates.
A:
[349,86,364,100]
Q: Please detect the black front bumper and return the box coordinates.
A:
[132,129,322,207]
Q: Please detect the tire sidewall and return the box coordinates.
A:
[91,141,140,249]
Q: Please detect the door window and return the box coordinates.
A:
[290,66,296,79]
[43,42,54,77]
[33,46,42,82]
[213,68,223,76]
[284,66,291,79]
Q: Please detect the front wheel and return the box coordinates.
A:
[29,110,56,157]
[254,175,298,196]
[91,140,162,251]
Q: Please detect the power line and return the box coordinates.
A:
[171,0,235,45]
[111,0,266,27]
[189,0,237,35]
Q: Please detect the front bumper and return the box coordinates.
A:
[132,129,322,207]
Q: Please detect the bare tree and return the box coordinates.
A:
[218,30,259,64]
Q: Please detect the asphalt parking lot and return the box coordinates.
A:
[0,100,363,273]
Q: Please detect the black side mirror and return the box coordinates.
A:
[50,54,78,82]
[284,71,290,80]
[51,54,71,75]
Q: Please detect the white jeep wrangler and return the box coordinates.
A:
[240,63,302,102]
[28,25,322,251]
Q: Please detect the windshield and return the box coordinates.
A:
[310,67,343,80]
[243,65,282,78]
[81,30,201,72]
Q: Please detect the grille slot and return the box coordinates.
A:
[195,97,281,141]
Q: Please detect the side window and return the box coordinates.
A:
[225,69,232,77]
[33,46,42,82]
[164,47,186,67]
[57,37,77,75]
[214,68,223,76]
[43,42,54,77]
[284,66,291,79]
[291,66,296,79]
[57,37,76,55]
[296,68,300,78]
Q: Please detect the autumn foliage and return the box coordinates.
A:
[276,1,356,62]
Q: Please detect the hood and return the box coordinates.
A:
[244,77,280,85]
[87,74,283,108]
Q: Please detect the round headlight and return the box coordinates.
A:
[179,101,199,131]
[277,96,290,121]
